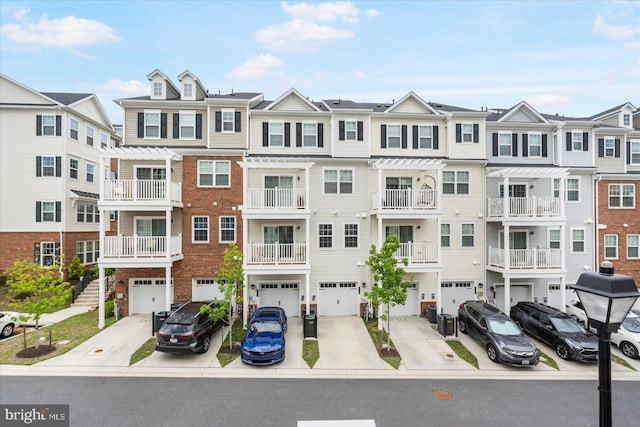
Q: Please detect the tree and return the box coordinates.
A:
[5,258,71,349]
[200,242,244,350]
[67,255,85,280]
[365,234,410,350]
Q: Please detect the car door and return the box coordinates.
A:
[531,312,555,346]
[465,306,481,340]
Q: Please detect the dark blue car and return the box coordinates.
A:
[241,319,285,365]
[251,306,288,332]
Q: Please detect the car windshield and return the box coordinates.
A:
[622,317,640,333]
[550,317,585,333]
[250,321,282,333]
[487,319,522,336]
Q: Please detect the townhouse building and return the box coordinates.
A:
[0,74,118,276]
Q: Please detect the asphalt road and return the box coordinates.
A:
[1,376,639,427]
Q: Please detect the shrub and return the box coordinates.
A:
[105,300,115,318]
[0,274,7,286]
[68,256,85,280]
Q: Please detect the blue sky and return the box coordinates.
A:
[1,1,638,124]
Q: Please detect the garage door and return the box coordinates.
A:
[192,278,224,301]
[494,284,531,313]
[129,279,172,314]
[547,284,563,310]
[390,283,418,316]
[441,281,476,315]
[319,282,358,316]
[259,283,299,318]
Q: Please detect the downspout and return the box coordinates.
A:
[59,105,66,280]
[594,174,602,271]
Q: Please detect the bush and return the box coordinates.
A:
[105,300,115,318]
[0,274,7,286]
[68,256,85,280]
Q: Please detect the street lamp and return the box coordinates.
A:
[572,261,640,427]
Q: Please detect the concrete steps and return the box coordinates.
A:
[73,279,100,308]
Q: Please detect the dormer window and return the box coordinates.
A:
[153,83,162,97]
[183,83,193,98]
[623,114,630,127]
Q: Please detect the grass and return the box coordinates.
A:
[216,318,245,368]
[612,353,636,371]
[0,310,117,365]
[362,317,402,369]
[303,339,319,368]
[538,349,559,370]
[445,339,479,369]
[129,337,155,366]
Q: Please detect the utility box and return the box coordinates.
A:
[427,305,438,323]
[437,314,454,336]
[303,314,318,338]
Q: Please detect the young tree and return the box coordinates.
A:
[365,234,410,349]
[200,242,244,350]
[67,255,85,280]
[5,258,71,349]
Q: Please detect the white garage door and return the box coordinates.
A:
[192,278,224,301]
[494,284,532,313]
[319,282,358,316]
[259,283,299,318]
[390,283,418,316]
[547,284,563,310]
[129,279,171,314]
[441,281,476,315]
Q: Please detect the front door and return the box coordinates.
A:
[264,175,294,207]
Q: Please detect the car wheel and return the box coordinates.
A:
[619,341,639,359]
[201,335,212,354]
[487,344,499,363]
[1,323,14,338]
[555,342,571,360]
[458,318,468,334]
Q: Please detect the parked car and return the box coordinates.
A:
[611,312,640,359]
[565,299,587,326]
[510,301,598,362]
[241,318,286,365]
[250,306,288,332]
[155,301,227,354]
[457,301,540,367]
[0,311,23,338]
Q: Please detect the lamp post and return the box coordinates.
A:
[572,261,639,427]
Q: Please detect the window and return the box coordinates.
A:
[623,114,631,127]
[42,115,56,136]
[604,137,615,157]
[604,234,618,259]
[441,224,451,247]
[153,83,162,97]
[70,118,78,140]
[76,240,99,264]
[572,132,583,151]
[183,83,192,98]
[419,125,432,149]
[192,216,209,243]
[145,111,160,138]
[198,160,230,187]
[319,224,333,248]
[323,169,353,194]
[571,228,585,253]
[499,133,512,156]
[461,224,474,247]
[549,229,561,249]
[40,201,55,222]
[345,120,357,141]
[41,156,55,177]
[269,122,284,146]
[344,224,358,248]
[628,235,639,259]
[219,216,236,242]
[178,111,195,139]
[303,122,317,147]
[528,133,542,157]
[387,125,401,148]
[100,133,108,148]
[69,158,78,179]
[609,184,635,208]
[86,127,94,146]
[631,141,640,164]
[566,178,580,202]
[443,170,469,194]
[222,109,234,132]
[86,163,94,183]
[462,124,473,143]
[41,242,57,266]
[77,202,98,223]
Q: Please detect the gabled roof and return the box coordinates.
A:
[263,88,323,112]
[1,73,61,105]
[487,101,549,123]
[177,69,208,98]
[146,69,180,97]
[41,92,92,106]
[590,102,636,121]
[385,91,441,115]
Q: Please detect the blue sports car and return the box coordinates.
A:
[241,319,285,365]
[250,306,288,332]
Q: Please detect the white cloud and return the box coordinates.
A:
[0,13,121,47]
[525,94,572,108]
[353,70,367,80]
[281,1,360,23]
[255,18,354,51]
[365,9,381,18]
[592,15,640,41]
[14,8,29,19]
[226,54,285,81]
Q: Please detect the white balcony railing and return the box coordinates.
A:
[102,235,182,258]
[488,247,562,269]
[103,180,182,203]
[374,188,437,210]
[487,197,562,218]
[245,243,307,264]
[394,242,438,264]
[244,188,307,210]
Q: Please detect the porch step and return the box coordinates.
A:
[72,279,100,308]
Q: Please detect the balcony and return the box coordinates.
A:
[102,235,182,259]
[373,189,438,211]
[395,242,438,264]
[488,247,562,270]
[102,179,182,205]
[244,188,308,210]
[487,197,562,220]
[245,243,307,265]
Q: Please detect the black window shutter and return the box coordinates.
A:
[36,115,42,136]
[627,142,631,164]
[512,133,518,157]
[598,139,604,157]
[473,124,479,143]
[36,201,42,222]
[492,133,498,156]
[137,113,144,138]
[173,113,179,139]
[318,123,324,147]
[55,201,61,222]
[522,134,528,158]
[456,124,462,143]
[338,121,345,141]
[542,134,548,157]
[412,125,418,149]
[215,111,222,132]
[401,125,407,149]
[357,121,363,141]
[566,132,572,151]
[196,114,202,139]
[296,123,302,147]
[381,125,387,148]
[160,113,167,138]
[284,122,290,147]
[55,116,62,136]
[235,112,241,132]
[433,126,439,149]
[55,156,61,177]
[36,156,42,177]
[583,133,589,151]
[262,122,269,146]
[615,139,621,158]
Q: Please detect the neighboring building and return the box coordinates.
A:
[0,74,118,275]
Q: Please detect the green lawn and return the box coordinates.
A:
[362,317,401,369]
[445,339,479,369]
[303,339,319,368]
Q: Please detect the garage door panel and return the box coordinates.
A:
[192,278,224,301]
[441,281,475,315]
[259,283,299,318]
[319,282,358,316]
[129,279,169,314]
[389,285,418,317]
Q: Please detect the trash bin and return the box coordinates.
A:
[437,314,454,337]
[303,314,317,338]
[154,311,172,333]
[427,305,438,323]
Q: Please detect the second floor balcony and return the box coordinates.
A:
[395,242,438,265]
[374,188,438,211]
[487,197,562,220]
[102,179,182,205]
[244,188,308,211]
[102,234,182,260]
[488,247,562,271]
[245,243,307,265]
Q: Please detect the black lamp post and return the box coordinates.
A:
[572,261,640,427]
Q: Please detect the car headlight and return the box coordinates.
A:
[565,339,583,351]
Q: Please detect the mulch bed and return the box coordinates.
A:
[16,345,56,358]
[218,344,241,355]
[377,347,400,358]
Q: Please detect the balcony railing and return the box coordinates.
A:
[487,197,562,218]
[103,180,182,203]
[488,247,562,269]
[395,242,438,264]
[245,188,307,210]
[374,189,437,210]
[245,243,307,264]
[102,235,182,258]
